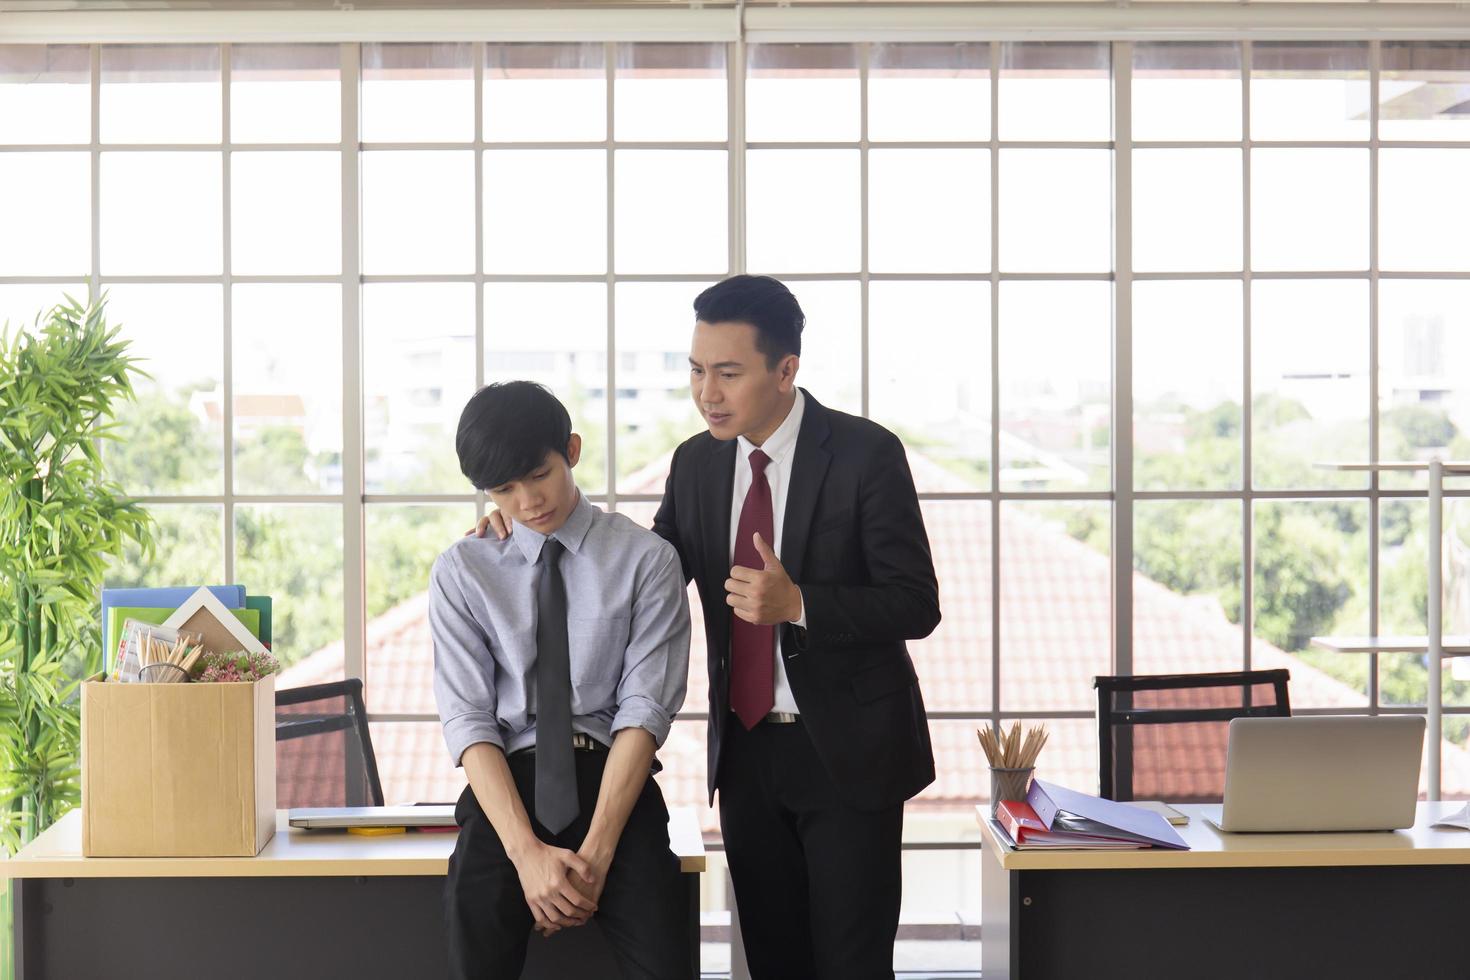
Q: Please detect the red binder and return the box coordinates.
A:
[997,800,1050,842]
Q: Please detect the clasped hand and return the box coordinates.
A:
[512,841,609,937]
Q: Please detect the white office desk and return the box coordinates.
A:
[979,801,1470,871]
[5,807,706,878]
[4,806,706,980]
[979,802,1470,980]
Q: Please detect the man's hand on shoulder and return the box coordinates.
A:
[465,510,513,540]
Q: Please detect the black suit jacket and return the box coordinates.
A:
[652,390,940,811]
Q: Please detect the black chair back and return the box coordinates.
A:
[1095,669,1291,803]
[275,678,385,808]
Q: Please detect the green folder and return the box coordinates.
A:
[107,606,261,669]
[245,595,273,648]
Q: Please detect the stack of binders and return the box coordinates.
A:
[990,779,1191,851]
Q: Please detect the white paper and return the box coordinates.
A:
[1432,803,1470,830]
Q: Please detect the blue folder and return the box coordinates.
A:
[99,585,246,670]
[1027,778,1190,850]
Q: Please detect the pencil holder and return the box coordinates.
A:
[138,662,190,684]
[989,766,1034,817]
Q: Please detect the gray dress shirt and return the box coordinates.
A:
[430,490,690,767]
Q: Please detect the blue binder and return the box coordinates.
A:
[99,585,246,670]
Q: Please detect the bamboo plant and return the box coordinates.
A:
[0,295,154,853]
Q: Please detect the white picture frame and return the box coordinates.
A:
[160,586,268,657]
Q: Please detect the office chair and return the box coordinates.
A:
[276,677,385,808]
[1094,669,1291,803]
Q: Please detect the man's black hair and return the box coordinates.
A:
[692,274,804,369]
[455,381,572,490]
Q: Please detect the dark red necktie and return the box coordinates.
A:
[731,449,775,730]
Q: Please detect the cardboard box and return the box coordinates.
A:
[81,674,276,857]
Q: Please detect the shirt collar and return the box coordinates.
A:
[510,489,595,564]
[737,388,805,469]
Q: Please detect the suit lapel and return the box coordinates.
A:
[780,390,832,586]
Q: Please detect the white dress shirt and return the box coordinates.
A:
[729,389,807,715]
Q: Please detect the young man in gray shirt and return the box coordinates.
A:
[431,381,692,980]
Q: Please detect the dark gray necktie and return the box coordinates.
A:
[534,537,577,833]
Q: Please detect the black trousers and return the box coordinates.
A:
[444,747,692,980]
[719,717,905,980]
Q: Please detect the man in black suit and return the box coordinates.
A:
[477,274,939,977]
[655,275,939,979]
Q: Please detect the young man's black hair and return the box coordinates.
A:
[455,381,572,491]
[692,274,805,368]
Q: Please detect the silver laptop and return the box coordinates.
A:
[288,805,457,830]
[1207,715,1425,833]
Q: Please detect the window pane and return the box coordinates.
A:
[1251,280,1369,490]
[998,281,1111,492]
[998,150,1111,273]
[1379,149,1470,273]
[870,281,990,493]
[0,152,90,275]
[1249,42,1369,142]
[236,503,343,677]
[485,43,605,142]
[1378,281,1470,490]
[1000,501,1110,711]
[361,42,473,143]
[0,44,89,145]
[1134,501,1244,675]
[361,150,475,274]
[486,282,609,495]
[908,502,992,711]
[869,149,990,273]
[1380,42,1470,142]
[1380,499,1434,643]
[365,504,476,716]
[100,151,221,275]
[231,151,341,275]
[483,150,606,273]
[998,42,1110,142]
[364,283,476,494]
[230,44,340,144]
[1252,498,1370,709]
[369,721,468,806]
[790,280,861,417]
[993,718,1098,798]
[1250,148,1368,272]
[868,42,990,143]
[106,504,225,595]
[0,285,85,334]
[746,149,860,274]
[615,43,726,142]
[1132,149,1242,273]
[745,44,859,143]
[1133,281,1243,491]
[103,284,224,496]
[232,284,343,494]
[100,44,220,144]
[1131,42,1241,142]
[1378,500,1470,713]
[614,282,706,492]
[614,150,727,274]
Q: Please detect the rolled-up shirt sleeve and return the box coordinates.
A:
[610,543,690,747]
[429,552,505,765]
